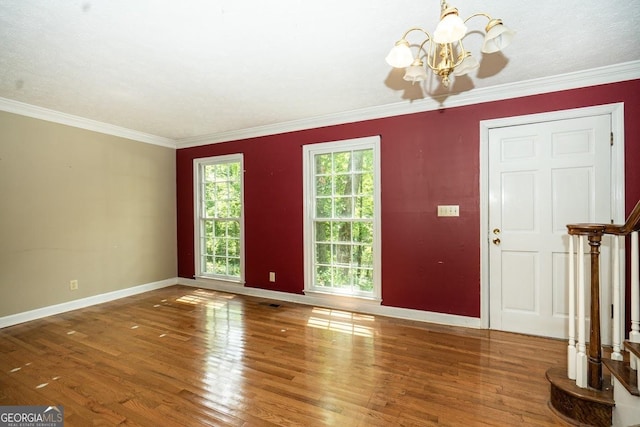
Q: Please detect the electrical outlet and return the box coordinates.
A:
[69,280,78,291]
[269,272,276,282]
[437,205,460,217]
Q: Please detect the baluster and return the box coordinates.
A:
[567,235,576,379]
[611,235,623,361]
[631,231,639,366]
[576,235,587,388]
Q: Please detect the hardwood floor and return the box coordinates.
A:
[0,285,567,426]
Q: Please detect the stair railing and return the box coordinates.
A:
[566,199,640,390]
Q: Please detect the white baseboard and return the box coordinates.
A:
[0,277,481,330]
[181,277,481,329]
[0,278,178,328]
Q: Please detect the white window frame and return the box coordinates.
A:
[193,153,245,284]
[302,135,382,302]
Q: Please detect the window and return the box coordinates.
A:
[194,154,244,282]
[303,136,381,301]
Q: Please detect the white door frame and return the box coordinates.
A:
[479,103,626,330]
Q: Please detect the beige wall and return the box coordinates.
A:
[0,111,176,317]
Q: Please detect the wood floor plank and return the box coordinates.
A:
[0,285,566,426]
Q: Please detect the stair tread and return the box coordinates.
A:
[602,358,639,396]
[546,367,614,426]
[625,340,640,359]
[546,366,614,405]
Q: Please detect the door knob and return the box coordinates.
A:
[492,238,501,245]
[493,228,501,235]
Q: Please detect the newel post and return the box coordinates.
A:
[568,224,606,391]
[586,233,602,390]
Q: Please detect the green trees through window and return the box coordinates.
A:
[196,155,243,281]
[304,136,380,299]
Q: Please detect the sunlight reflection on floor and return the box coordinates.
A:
[307,307,375,337]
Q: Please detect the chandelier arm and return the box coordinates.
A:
[399,27,432,42]
[463,12,492,24]
[416,37,431,61]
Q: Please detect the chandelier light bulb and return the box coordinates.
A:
[433,8,467,44]
[403,59,428,84]
[482,19,515,53]
[385,39,414,68]
[452,53,479,76]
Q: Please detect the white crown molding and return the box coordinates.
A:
[183,277,481,329]
[2,62,638,150]
[0,97,176,148]
[177,60,640,148]
[0,278,177,328]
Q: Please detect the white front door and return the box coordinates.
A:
[488,114,612,338]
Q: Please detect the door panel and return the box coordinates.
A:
[501,251,537,312]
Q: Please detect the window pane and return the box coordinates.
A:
[215,257,227,275]
[356,149,373,172]
[354,172,373,196]
[215,163,229,179]
[315,243,331,264]
[205,201,215,217]
[230,181,240,199]
[354,245,373,268]
[204,256,214,273]
[315,154,332,174]
[228,162,240,177]
[204,219,214,237]
[352,150,365,172]
[214,182,228,199]
[214,221,226,237]
[214,239,226,256]
[228,258,240,277]
[333,152,351,173]
[333,267,352,288]
[204,165,216,181]
[333,244,351,265]
[217,201,229,218]
[335,197,352,218]
[316,197,332,218]
[204,183,216,210]
[229,200,241,218]
[331,221,351,243]
[354,268,373,291]
[228,221,240,237]
[227,238,239,256]
[315,176,332,196]
[315,221,331,242]
[354,195,373,219]
[315,265,332,287]
[353,222,373,244]
[334,174,352,195]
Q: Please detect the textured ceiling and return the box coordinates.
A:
[1,1,639,141]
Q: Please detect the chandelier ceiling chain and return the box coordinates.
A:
[385,0,515,88]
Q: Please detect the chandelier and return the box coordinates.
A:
[385,0,515,88]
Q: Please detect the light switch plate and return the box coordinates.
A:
[437,205,460,217]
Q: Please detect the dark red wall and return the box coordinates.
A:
[177,80,640,318]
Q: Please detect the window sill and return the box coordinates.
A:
[194,276,245,286]
[303,289,382,305]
